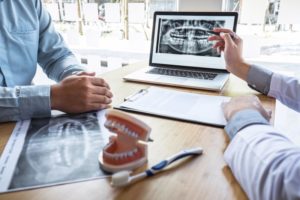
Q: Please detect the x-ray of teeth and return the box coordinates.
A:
[8,112,110,190]
[158,19,225,57]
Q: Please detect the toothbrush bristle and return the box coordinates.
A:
[111,171,131,187]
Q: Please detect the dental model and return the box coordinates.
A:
[99,109,151,173]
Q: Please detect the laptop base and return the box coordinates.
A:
[124,67,229,92]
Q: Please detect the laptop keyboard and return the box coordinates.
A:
[147,68,218,80]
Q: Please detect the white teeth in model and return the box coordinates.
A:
[99,109,151,173]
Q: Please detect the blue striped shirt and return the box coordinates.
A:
[0,0,85,122]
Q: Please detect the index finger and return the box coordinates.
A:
[208,35,222,41]
[213,28,234,34]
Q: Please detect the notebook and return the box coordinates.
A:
[124,11,238,91]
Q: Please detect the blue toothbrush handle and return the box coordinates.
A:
[145,147,203,176]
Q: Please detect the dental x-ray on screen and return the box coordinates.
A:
[123,12,238,91]
[158,19,225,57]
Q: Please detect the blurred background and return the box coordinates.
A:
[35,0,300,84]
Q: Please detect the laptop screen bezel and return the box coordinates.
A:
[149,11,238,73]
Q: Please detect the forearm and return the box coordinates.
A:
[268,73,300,112]
[247,64,300,111]
[224,110,300,200]
[40,53,86,82]
[0,86,51,122]
[225,125,300,200]
[247,64,273,95]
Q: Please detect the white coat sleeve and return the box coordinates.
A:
[224,124,300,200]
[224,64,300,200]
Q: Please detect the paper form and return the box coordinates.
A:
[117,87,230,127]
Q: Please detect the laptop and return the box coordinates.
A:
[124,11,238,91]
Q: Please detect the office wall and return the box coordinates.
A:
[178,0,224,11]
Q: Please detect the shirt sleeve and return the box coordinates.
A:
[224,54,300,200]
[224,109,269,139]
[36,0,86,82]
[247,64,300,112]
[268,73,300,112]
[247,64,273,95]
[0,85,51,122]
[224,124,300,200]
[224,63,300,199]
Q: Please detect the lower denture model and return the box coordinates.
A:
[99,109,151,173]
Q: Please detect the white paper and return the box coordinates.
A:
[274,100,300,145]
[119,87,230,126]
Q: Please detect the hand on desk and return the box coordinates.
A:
[222,96,272,121]
[50,72,113,113]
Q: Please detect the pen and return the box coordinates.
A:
[206,30,236,39]
[124,89,148,102]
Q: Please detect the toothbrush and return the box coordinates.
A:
[111,147,203,187]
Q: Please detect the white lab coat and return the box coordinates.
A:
[224,73,300,200]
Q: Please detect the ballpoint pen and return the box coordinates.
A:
[206,30,236,39]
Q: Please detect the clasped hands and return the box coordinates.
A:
[51,71,113,113]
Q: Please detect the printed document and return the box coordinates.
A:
[116,87,230,126]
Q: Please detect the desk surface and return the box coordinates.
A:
[0,62,275,200]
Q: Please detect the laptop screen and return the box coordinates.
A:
[149,12,238,71]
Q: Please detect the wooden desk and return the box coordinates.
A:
[0,62,275,200]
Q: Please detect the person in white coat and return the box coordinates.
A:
[208,28,300,200]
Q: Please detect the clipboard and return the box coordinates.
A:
[114,86,230,127]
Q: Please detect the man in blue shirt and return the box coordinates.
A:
[0,0,113,122]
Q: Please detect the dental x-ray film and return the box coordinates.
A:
[0,111,111,193]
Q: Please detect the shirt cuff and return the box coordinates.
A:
[225,109,270,140]
[58,64,86,81]
[247,64,273,95]
[47,54,87,82]
[19,85,51,119]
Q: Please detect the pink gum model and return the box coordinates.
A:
[99,109,151,173]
